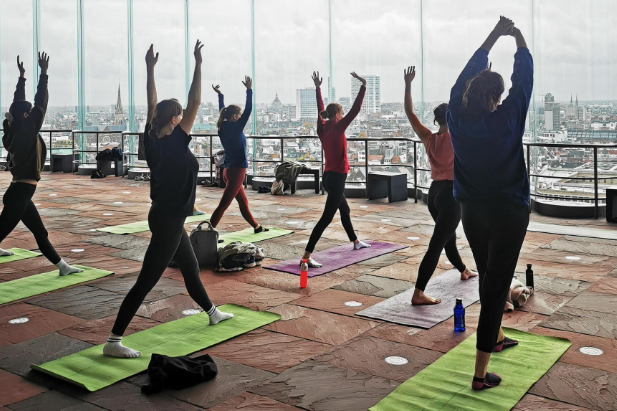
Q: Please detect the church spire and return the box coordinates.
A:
[113,84,124,126]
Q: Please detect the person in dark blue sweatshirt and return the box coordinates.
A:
[210,80,266,233]
[447,16,533,391]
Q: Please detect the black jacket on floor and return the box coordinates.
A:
[141,353,218,395]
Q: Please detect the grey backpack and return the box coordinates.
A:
[189,221,219,266]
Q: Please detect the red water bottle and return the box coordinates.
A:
[300,259,309,288]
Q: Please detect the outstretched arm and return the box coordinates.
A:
[180,40,204,135]
[312,71,324,126]
[403,66,431,146]
[213,84,224,110]
[145,44,159,125]
[13,56,26,103]
[29,52,50,130]
[236,76,253,130]
[337,72,365,129]
[450,16,514,102]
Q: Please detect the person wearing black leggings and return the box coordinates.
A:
[1,53,82,276]
[403,66,476,305]
[448,17,533,390]
[301,71,371,267]
[104,42,233,359]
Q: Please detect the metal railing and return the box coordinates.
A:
[70,130,124,171]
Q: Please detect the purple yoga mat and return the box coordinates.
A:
[264,241,406,277]
[356,269,479,329]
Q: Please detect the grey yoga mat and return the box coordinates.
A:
[356,269,479,328]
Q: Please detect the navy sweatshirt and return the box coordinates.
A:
[447,47,533,207]
[218,90,252,169]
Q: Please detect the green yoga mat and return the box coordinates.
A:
[96,214,210,234]
[32,304,280,391]
[220,227,293,244]
[0,248,41,264]
[0,266,113,305]
[371,328,570,411]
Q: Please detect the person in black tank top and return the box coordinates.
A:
[104,42,233,359]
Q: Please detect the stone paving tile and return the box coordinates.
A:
[368,262,420,282]
[209,392,301,410]
[518,292,572,316]
[501,310,547,331]
[6,390,105,411]
[250,360,399,411]
[332,274,413,298]
[292,289,384,317]
[587,276,617,295]
[59,315,160,345]
[110,247,148,262]
[0,303,84,347]
[28,286,125,320]
[0,369,48,407]
[565,291,617,315]
[203,329,331,374]
[529,362,617,411]
[265,305,379,346]
[532,327,617,374]
[531,275,591,297]
[132,357,275,410]
[515,259,610,282]
[91,275,187,303]
[519,248,612,266]
[136,294,202,322]
[0,333,92,377]
[204,280,301,311]
[75,382,203,411]
[314,336,442,382]
[540,306,617,339]
[356,253,408,269]
[512,394,592,411]
[542,237,617,257]
[86,234,151,250]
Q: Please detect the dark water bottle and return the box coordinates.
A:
[454,298,465,332]
[526,264,534,290]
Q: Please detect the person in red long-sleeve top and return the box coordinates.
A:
[301,71,372,268]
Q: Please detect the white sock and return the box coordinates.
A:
[56,259,84,276]
[354,240,371,250]
[303,257,322,268]
[0,248,14,256]
[103,334,141,358]
[207,305,234,325]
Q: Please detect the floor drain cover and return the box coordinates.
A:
[580,346,603,356]
[385,356,408,365]
[89,229,96,232]
[407,237,420,241]
[182,309,201,316]
[9,317,29,324]
[122,191,131,194]
[360,206,368,209]
[49,194,57,196]
[565,256,581,260]
[103,213,113,216]
[34,203,41,206]
[114,202,123,205]
[381,219,391,222]
[71,249,85,253]
[277,208,286,211]
[288,221,300,224]
[345,301,363,307]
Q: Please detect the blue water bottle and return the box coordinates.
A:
[454,298,466,332]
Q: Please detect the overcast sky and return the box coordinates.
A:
[2,0,616,110]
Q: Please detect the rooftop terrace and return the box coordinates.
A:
[0,173,616,410]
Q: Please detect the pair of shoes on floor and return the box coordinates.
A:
[257,186,270,193]
[135,174,151,181]
[91,170,106,179]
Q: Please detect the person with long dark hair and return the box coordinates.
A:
[448,16,533,390]
[301,71,371,268]
[209,82,266,233]
[104,42,233,358]
[403,66,476,305]
[1,53,82,276]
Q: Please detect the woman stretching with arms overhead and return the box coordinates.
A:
[301,71,371,268]
[104,42,233,359]
[448,17,533,389]
[209,81,266,233]
[403,66,476,305]
[1,53,82,276]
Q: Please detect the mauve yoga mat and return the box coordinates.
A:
[356,269,479,328]
[264,241,406,277]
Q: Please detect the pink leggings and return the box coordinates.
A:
[210,167,258,228]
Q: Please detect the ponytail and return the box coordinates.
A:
[149,99,182,139]
[319,110,329,120]
[433,103,448,126]
[320,103,342,121]
[217,105,242,130]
